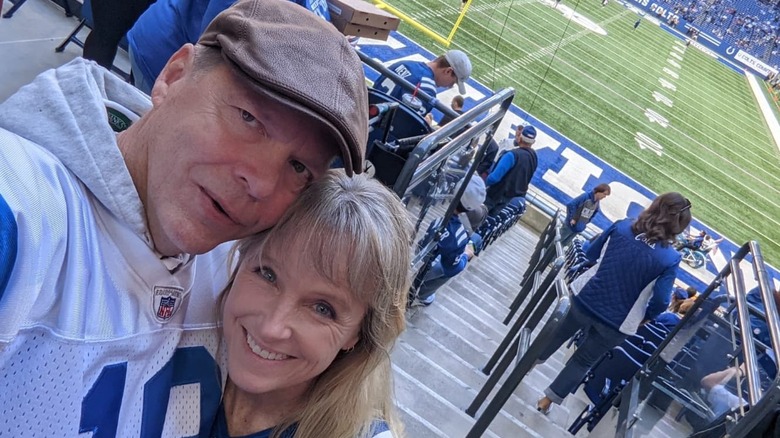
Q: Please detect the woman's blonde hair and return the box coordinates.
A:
[222,170,413,438]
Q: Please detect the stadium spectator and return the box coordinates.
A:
[414,176,487,306]
[217,170,410,438]
[476,137,499,178]
[701,233,724,253]
[669,285,698,311]
[373,50,472,116]
[700,364,749,418]
[0,0,368,435]
[127,0,330,94]
[484,125,538,216]
[653,297,695,331]
[560,183,611,248]
[82,0,154,69]
[437,95,465,126]
[682,230,707,250]
[535,193,690,415]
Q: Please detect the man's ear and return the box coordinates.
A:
[150,44,196,107]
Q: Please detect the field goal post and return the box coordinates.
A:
[371,0,474,46]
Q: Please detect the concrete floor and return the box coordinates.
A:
[0,0,129,103]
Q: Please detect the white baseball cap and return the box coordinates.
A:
[444,50,472,95]
[458,176,486,211]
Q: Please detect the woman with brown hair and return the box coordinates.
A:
[535,192,691,414]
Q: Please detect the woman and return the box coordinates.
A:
[535,192,691,414]
[214,170,412,437]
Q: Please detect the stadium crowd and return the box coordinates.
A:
[655,0,780,66]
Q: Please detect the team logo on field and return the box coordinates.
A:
[153,286,184,322]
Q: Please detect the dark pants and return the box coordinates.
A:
[558,225,578,248]
[537,301,626,404]
[83,0,154,68]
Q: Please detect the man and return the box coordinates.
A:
[560,183,611,247]
[373,49,472,115]
[414,176,486,306]
[684,230,707,250]
[484,125,539,216]
[438,94,465,126]
[0,0,368,435]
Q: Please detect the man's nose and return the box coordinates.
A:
[237,148,286,200]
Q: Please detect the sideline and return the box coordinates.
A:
[746,72,780,153]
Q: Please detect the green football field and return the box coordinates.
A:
[386,0,780,265]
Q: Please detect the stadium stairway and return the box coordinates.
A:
[392,220,595,438]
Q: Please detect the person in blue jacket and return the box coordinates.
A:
[560,183,611,247]
[535,192,691,414]
[484,125,538,216]
[414,176,486,306]
[127,0,330,93]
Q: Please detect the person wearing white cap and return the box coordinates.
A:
[373,49,472,115]
[413,176,486,306]
[485,124,539,216]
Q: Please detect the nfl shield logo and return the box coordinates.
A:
[157,296,176,319]
[152,286,184,322]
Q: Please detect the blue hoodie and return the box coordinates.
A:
[571,219,682,335]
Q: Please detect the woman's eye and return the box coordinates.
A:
[240,109,256,123]
[313,302,335,319]
[253,266,276,283]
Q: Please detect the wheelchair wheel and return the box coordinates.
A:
[690,251,707,269]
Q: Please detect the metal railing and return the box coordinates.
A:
[464,213,570,437]
[611,241,780,438]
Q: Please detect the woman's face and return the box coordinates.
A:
[223,238,366,401]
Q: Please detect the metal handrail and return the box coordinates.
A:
[613,241,780,438]
[393,88,515,197]
[751,241,780,357]
[729,258,762,405]
[466,276,572,437]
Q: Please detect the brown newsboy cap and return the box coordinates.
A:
[198,0,368,175]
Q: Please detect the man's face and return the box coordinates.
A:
[433,66,458,89]
[139,49,338,256]
[595,192,609,201]
[514,126,524,144]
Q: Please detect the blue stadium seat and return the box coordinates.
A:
[569,344,651,434]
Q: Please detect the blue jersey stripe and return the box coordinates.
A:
[0,193,17,301]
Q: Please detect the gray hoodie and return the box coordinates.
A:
[0,58,151,239]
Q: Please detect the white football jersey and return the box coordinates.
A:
[0,127,230,436]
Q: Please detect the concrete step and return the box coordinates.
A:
[393,220,604,437]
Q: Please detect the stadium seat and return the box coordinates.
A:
[569,344,651,434]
